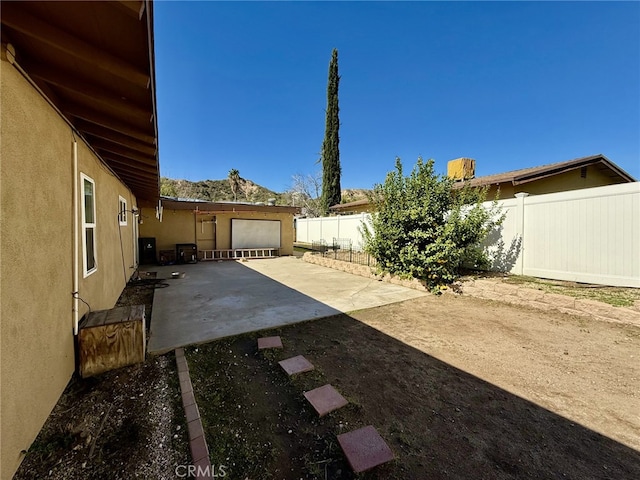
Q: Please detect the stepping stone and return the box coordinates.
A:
[257,336,283,350]
[278,355,314,375]
[337,425,394,473]
[304,384,348,417]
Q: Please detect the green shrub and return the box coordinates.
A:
[362,157,503,291]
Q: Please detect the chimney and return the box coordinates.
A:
[447,158,475,181]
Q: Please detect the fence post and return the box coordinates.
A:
[514,192,529,275]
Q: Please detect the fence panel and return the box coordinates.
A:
[295,183,640,287]
[521,183,639,287]
[482,198,521,273]
[296,213,370,250]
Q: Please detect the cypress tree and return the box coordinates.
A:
[320,48,341,214]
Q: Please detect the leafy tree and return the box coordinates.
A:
[362,157,503,291]
[320,48,341,214]
[228,169,240,201]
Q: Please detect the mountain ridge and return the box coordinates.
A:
[160,177,370,206]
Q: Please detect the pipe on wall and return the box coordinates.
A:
[72,138,79,334]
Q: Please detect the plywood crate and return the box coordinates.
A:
[78,305,146,378]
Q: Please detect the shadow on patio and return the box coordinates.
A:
[146,258,424,353]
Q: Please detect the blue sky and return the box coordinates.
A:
[154,1,640,193]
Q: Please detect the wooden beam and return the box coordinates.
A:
[115,1,145,20]
[117,177,159,190]
[76,121,156,156]
[118,177,160,191]
[102,154,159,175]
[1,5,149,88]
[112,170,159,186]
[89,137,157,166]
[97,149,157,169]
[64,103,155,145]
[27,63,151,121]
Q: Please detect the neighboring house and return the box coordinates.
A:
[138,198,301,260]
[330,154,635,213]
[452,154,636,199]
[1,2,159,478]
[329,198,373,215]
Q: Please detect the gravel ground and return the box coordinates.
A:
[14,280,190,480]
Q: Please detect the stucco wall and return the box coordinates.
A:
[1,59,138,479]
[487,166,623,199]
[140,209,295,258]
[195,213,216,251]
[214,211,294,255]
[76,141,138,310]
[139,208,195,255]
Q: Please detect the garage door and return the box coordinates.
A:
[231,219,281,249]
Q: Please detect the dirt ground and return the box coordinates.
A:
[13,279,190,480]
[13,276,639,480]
[187,294,640,479]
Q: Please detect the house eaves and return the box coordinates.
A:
[161,198,301,215]
[453,154,636,190]
[1,0,160,201]
[329,199,371,211]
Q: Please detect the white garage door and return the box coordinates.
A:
[231,219,281,249]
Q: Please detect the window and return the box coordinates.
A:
[118,196,128,226]
[81,174,97,276]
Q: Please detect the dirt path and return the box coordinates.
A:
[189,293,640,479]
[351,294,640,451]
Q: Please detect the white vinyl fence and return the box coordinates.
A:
[296,183,640,287]
[295,213,370,251]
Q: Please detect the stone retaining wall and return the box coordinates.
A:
[302,252,429,291]
[459,278,640,326]
[302,253,640,327]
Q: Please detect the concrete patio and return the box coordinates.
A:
[146,256,425,353]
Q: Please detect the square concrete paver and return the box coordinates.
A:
[304,384,348,416]
[278,355,314,375]
[337,425,394,473]
[258,336,283,350]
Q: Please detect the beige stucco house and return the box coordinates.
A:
[329,154,635,214]
[1,2,160,478]
[451,154,636,199]
[138,199,300,260]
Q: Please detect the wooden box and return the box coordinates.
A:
[78,305,146,378]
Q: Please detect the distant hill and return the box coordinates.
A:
[160,177,285,204]
[341,188,370,203]
[160,177,371,207]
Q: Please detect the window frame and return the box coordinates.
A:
[81,173,97,277]
[118,196,128,226]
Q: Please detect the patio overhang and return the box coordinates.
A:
[1,0,160,201]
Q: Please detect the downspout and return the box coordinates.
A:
[72,138,79,334]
